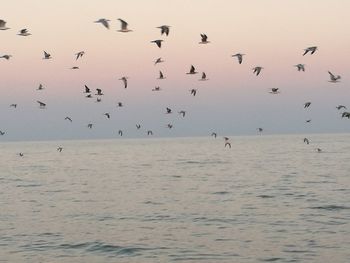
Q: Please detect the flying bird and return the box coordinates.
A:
[0,131,5,136]
[104,113,110,119]
[147,130,153,135]
[303,138,310,145]
[0,20,10,30]
[119,77,128,88]
[117,19,132,32]
[232,53,245,64]
[37,83,44,90]
[96,97,102,103]
[294,64,305,72]
[316,148,322,153]
[75,51,85,60]
[87,123,93,129]
[167,123,173,129]
[70,66,79,69]
[178,110,186,117]
[166,107,172,114]
[94,18,110,29]
[190,89,197,96]
[0,55,12,60]
[43,51,51,59]
[341,112,350,119]
[152,86,161,91]
[157,25,170,36]
[84,85,91,93]
[257,128,263,133]
[253,66,263,76]
[154,57,164,65]
[117,102,123,107]
[199,72,208,81]
[65,117,72,122]
[10,104,17,108]
[158,71,165,79]
[86,94,92,98]
[211,132,217,138]
[118,130,123,136]
[328,71,341,83]
[136,124,141,130]
[303,46,317,56]
[304,102,311,108]
[95,88,103,95]
[199,34,210,44]
[187,65,198,74]
[336,105,346,110]
[151,39,164,48]
[37,101,46,109]
[224,137,231,148]
[269,88,280,94]
[17,29,31,36]
[57,147,63,152]
[306,119,312,123]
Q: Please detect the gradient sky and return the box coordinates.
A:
[1,0,350,141]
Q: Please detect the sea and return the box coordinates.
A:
[0,133,349,263]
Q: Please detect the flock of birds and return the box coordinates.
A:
[0,18,348,156]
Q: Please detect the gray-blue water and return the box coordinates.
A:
[0,134,349,262]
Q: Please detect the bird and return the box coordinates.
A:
[316,148,322,153]
[224,137,231,148]
[18,153,24,157]
[43,51,51,59]
[190,89,197,96]
[75,51,85,60]
[65,117,72,122]
[147,130,153,135]
[104,113,110,119]
[304,102,311,108]
[117,102,123,107]
[187,65,198,74]
[87,123,93,129]
[136,124,141,130]
[253,66,263,76]
[117,19,132,32]
[17,29,31,36]
[304,138,310,145]
[178,111,186,117]
[232,53,245,64]
[37,84,44,90]
[158,71,165,79]
[95,88,103,96]
[154,57,164,65]
[57,147,63,152]
[269,88,280,94]
[341,112,350,119]
[257,128,263,133]
[157,25,170,36]
[152,86,161,91]
[328,71,341,83]
[118,130,123,136]
[0,55,12,60]
[211,132,217,138]
[199,72,208,81]
[0,20,10,30]
[199,34,209,44]
[84,85,91,93]
[70,66,79,69]
[306,119,312,123]
[10,104,17,108]
[119,77,128,88]
[37,101,46,109]
[0,131,5,135]
[94,18,110,29]
[96,97,102,103]
[303,46,317,56]
[166,107,172,114]
[336,105,346,110]
[151,39,164,48]
[295,64,305,72]
[167,123,173,129]
[86,94,92,98]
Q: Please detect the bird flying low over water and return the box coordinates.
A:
[269,88,280,94]
[304,138,310,144]
[70,66,79,70]
[157,25,170,36]
[94,18,110,29]
[37,83,44,90]
[43,51,51,59]
[136,124,141,129]
[316,148,322,153]
[18,152,24,157]
[199,34,210,44]
[257,128,263,133]
[10,104,17,108]
[95,88,103,95]
[17,28,31,36]
[119,77,128,88]
[187,65,198,74]
[0,131,5,135]
[0,20,10,30]
[190,89,197,96]
[336,105,346,110]
[0,55,12,60]
[166,107,172,114]
[151,40,164,48]
[303,46,317,56]
[117,102,123,107]
[304,102,311,108]
[328,71,341,83]
[147,130,153,135]
[87,123,93,129]
[306,119,312,123]
[104,113,110,119]
[199,72,208,81]
[117,19,132,32]
[295,64,305,72]
[154,57,164,65]
[57,147,63,152]
[158,71,165,79]
[65,117,72,122]
[167,123,173,129]
[211,132,217,138]
[232,53,245,64]
[118,130,123,136]
[75,51,85,60]
[37,101,46,109]
[224,137,231,148]
[341,112,350,119]
[152,86,161,91]
[84,85,91,93]
[253,66,263,76]
[178,110,186,117]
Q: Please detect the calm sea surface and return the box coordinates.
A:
[0,134,349,263]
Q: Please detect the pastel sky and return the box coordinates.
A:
[1,0,350,141]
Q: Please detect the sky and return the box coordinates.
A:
[1,0,350,141]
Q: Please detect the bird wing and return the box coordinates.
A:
[190,65,195,73]
[118,19,128,30]
[0,20,5,27]
[101,19,109,29]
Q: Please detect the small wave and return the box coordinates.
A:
[257,194,275,198]
[212,191,230,195]
[259,257,282,262]
[310,205,349,211]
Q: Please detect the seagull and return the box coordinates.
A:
[87,123,93,129]
[95,88,103,95]
[336,105,346,110]
[147,130,153,135]
[303,46,317,56]
[86,94,92,98]
[199,72,208,81]
[211,132,217,138]
[117,19,132,32]
[119,77,128,88]
[118,130,123,136]
[151,39,163,48]
[158,71,165,79]
[341,112,350,119]
[167,123,173,129]
[117,102,123,107]
[43,51,51,59]
[154,57,164,65]
[75,51,85,60]
[157,25,170,36]
[316,148,322,153]
[84,85,91,93]
[104,113,110,119]
[17,29,31,36]
[94,18,110,29]
[253,66,263,76]
[232,53,245,64]
[37,101,46,109]
[199,33,210,44]
[0,55,12,60]
[190,89,197,96]
[178,110,186,117]
[0,20,10,30]
[304,138,310,145]
[294,64,305,72]
[70,66,79,69]
[257,128,263,133]
[37,83,44,90]
[65,117,72,122]
[152,86,161,91]
[0,131,5,135]
[186,65,198,74]
[269,88,280,94]
[10,104,17,108]
[57,147,63,152]
[166,107,172,114]
[136,124,141,130]
[304,102,311,108]
[306,119,312,123]
[328,71,341,83]
[224,137,231,148]
[18,153,24,157]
